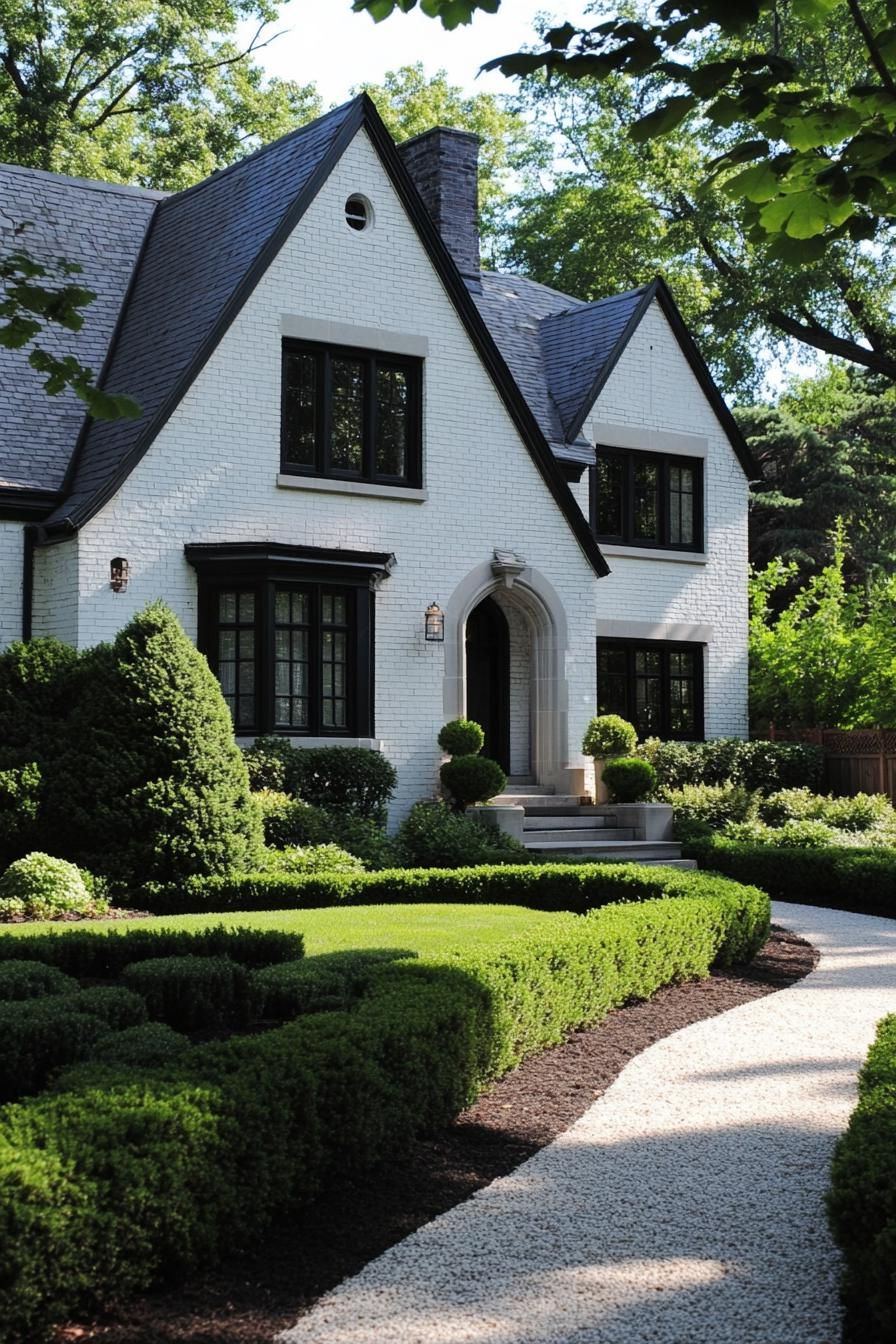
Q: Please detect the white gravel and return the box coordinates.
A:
[278,902,896,1344]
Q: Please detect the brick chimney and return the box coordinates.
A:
[398,127,481,280]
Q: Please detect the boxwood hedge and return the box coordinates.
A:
[140,861,766,940]
[689,838,896,915]
[0,879,769,1340]
[828,1014,896,1341]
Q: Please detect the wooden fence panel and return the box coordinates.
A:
[767,726,896,805]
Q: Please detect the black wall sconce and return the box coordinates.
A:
[424,601,444,642]
[110,557,129,593]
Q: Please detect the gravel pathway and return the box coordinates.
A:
[278,903,896,1344]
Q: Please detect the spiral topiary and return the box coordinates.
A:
[437,718,485,757]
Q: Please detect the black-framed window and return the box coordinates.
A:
[597,639,704,740]
[281,340,423,488]
[591,448,703,551]
[188,543,395,739]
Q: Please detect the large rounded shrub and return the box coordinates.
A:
[582,715,637,759]
[0,853,95,921]
[601,757,656,804]
[440,755,506,808]
[437,719,485,757]
[44,602,264,886]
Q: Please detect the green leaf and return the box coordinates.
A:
[791,0,841,26]
[85,390,142,420]
[765,232,828,263]
[782,106,862,151]
[630,94,698,142]
[760,189,854,238]
[722,161,781,203]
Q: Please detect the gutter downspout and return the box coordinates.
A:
[22,524,36,640]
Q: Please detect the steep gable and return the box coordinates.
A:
[0,167,159,501]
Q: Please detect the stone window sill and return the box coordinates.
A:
[600,544,707,565]
[277,474,427,502]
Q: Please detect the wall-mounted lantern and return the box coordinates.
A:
[110,557,129,593]
[424,601,444,642]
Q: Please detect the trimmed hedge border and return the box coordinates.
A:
[687,839,896,914]
[828,1014,896,1340]
[139,861,763,925]
[0,879,769,1340]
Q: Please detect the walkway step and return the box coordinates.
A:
[523,813,619,831]
[522,827,636,844]
[493,794,588,808]
[525,841,689,864]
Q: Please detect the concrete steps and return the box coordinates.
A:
[502,787,695,868]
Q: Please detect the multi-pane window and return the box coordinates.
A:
[206,583,363,736]
[597,640,703,740]
[592,449,703,551]
[281,341,422,487]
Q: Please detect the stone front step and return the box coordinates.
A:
[523,812,620,831]
[523,826,636,844]
[493,794,588,809]
[524,840,692,866]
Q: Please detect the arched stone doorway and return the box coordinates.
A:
[442,556,576,793]
[465,596,510,772]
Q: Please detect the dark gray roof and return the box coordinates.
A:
[0,95,754,537]
[47,98,359,529]
[540,286,651,441]
[0,167,160,492]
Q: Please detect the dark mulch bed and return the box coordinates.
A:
[56,926,816,1344]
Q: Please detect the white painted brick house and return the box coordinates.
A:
[0,95,757,820]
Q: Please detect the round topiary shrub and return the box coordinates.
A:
[582,715,638,759]
[440,755,507,809]
[601,757,656,803]
[0,853,95,921]
[265,844,365,875]
[437,718,485,757]
[91,1021,191,1067]
[0,959,78,1001]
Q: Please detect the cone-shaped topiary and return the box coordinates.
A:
[44,602,263,886]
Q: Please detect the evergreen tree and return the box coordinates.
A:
[44,602,262,885]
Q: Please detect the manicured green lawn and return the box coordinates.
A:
[0,903,564,956]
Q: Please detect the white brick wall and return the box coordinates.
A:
[0,522,23,651]
[32,535,79,646]
[67,129,599,819]
[580,301,750,739]
[28,130,749,818]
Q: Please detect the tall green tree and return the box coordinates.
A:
[750,522,896,729]
[740,364,896,586]
[0,0,320,187]
[357,0,896,385]
[355,64,531,260]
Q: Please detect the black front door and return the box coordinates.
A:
[465,597,510,773]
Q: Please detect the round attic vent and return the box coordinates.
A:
[345,194,372,231]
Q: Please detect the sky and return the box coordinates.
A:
[246,0,590,106]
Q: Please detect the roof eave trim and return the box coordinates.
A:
[64,99,366,533]
[0,488,64,522]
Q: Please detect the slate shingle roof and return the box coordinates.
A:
[48,98,360,529]
[0,167,161,493]
[540,286,651,441]
[0,94,754,538]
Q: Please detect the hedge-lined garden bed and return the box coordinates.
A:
[0,874,769,1341]
[828,1014,896,1341]
[138,859,765,919]
[688,838,896,914]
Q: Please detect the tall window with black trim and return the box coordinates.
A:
[591,448,703,551]
[187,544,394,738]
[597,640,704,740]
[281,340,422,487]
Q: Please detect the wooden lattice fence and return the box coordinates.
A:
[768,725,896,804]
